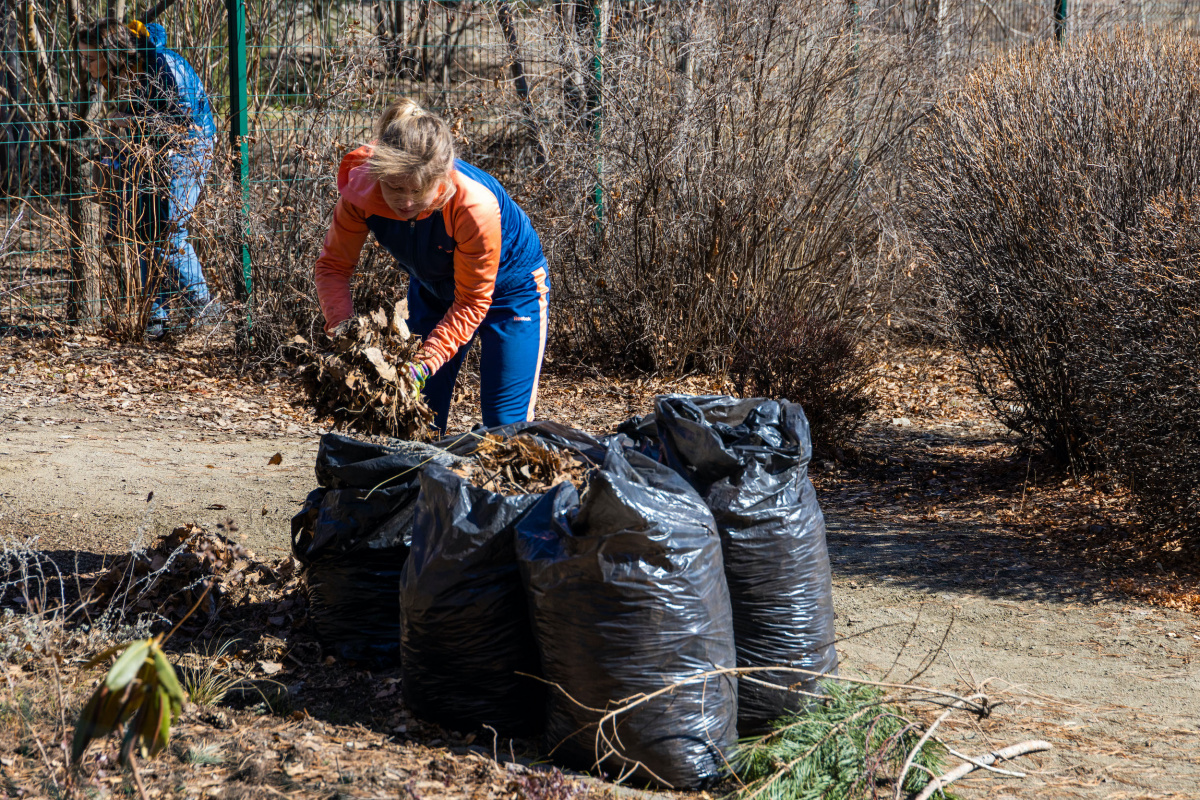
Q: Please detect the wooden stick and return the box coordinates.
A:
[912,740,1052,800]
[894,693,987,800]
[944,747,1027,777]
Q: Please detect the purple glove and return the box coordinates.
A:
[407,361,431,390]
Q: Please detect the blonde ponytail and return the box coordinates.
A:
[367,99,457,192]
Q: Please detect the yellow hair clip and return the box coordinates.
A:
[127,19,148,38]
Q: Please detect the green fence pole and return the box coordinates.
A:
[227,0,252,341]
[1054,0,1068,43]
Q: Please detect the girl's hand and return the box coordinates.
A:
[405,361,431,391]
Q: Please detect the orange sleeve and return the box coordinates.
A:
[313,198,370,333]
[419,181,502,372]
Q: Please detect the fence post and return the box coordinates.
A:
[227,0,252,342]
[1054,0,1068,43]
[65,0,101,329]
[589,0,605,229]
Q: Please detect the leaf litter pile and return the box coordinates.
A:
[293,303,434,439]
[451,433,592,495]
[83,523,306,642]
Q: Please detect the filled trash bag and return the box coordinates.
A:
[516,445,737,789]
[291,433,442,666]
[638,395,838,732]
[400,463,544,734]
[315,431,464,490]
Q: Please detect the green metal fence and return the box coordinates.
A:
[1,0,1199,337]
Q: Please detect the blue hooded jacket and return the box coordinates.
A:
[131,23,216,143]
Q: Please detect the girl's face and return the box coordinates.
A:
[380,174,447,220]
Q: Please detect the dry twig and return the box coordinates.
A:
[912,740,1052,800]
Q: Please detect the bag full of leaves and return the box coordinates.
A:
[292,302,434,439]
[400,423,599,734]
[291,432,461,666]
[516,442,737,789]
[623,395,837,733]
[400,464,545,734]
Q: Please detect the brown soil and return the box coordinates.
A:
[0,331,1198,798]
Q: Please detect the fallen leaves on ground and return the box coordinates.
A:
[85,523,305,640]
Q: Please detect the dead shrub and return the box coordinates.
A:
[908,29,1200,548]
[729,307,873,454]
[1075,195,1200,551]
[907,29,1200,468]
[517,0,922,377]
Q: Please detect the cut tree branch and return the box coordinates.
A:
[911,740,1052,800]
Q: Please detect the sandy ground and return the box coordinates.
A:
[1,340,1198,798]
[0,404,320,564]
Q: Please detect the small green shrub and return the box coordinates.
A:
[730,682,951,800]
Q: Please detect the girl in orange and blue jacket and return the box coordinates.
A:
[314,100,550,433]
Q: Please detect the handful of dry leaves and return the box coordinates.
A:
[451,433,591,495]
[294,302,435,439]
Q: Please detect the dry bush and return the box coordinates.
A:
[1075,195,1200,551]
[907,29,1200,468]
[908,29,1200,548]
[515,0,926,377]
[729,306,873,453]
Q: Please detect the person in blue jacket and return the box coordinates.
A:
[80,18,221,338]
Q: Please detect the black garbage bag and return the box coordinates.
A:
[637,395,837,732]
[291,433,450,666]
[315,431,464,490]
[516,444,737,789]
[400,463,544,734]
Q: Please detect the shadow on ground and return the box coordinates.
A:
[820,422,1131,605]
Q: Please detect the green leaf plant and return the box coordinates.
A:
[71,582,210,771]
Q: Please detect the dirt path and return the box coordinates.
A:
[0,402,320,563]
[829,510,1200,798]
[1,338,1198,798]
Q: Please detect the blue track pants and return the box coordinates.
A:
[408,265,549,433]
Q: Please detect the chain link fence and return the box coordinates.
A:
[0,0,1197,337]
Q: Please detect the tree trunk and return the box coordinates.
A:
[936,0,951,78]
[66,0,101,329]
[496,0,543,163]
[0,0,28,195]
